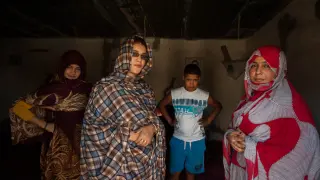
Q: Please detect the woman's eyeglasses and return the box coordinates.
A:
[132,51,149,61]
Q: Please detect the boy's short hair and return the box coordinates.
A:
[184,63,201,77]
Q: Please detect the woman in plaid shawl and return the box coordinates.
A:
[80,35,166,179]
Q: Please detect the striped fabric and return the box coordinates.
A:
[223,46,320,180]
[80,35,166,180]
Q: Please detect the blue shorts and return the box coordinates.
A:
[169,136,206,174]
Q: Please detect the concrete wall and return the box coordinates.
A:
[0,38,247,131]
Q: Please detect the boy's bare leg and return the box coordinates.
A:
[170,172,181,180]
[186,171,195,180]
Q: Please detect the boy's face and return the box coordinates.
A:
[183,74,200,92]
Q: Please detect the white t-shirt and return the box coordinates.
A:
[171,87,209,142]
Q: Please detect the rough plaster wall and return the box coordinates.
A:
[247,0,320,132]
[0,38,247,131]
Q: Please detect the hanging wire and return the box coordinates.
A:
[144,15,147,38]
[137,0,156,36]
[237,14,241,39]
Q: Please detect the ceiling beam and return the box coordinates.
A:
[113,0,143,34]
[134,0,156,36]
[92,0,118,29]
[183,0,193,39]
[119,7,143,33]
[1,22,41,37]
[92,0,134,36]
[7,6,68,36]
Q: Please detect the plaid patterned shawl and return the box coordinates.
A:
[80,35,166,180]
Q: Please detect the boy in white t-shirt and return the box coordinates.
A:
[159,64,222,180]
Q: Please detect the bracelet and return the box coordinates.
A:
[44,122,48,130]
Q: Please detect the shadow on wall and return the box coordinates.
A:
[315,0,320,20]
[171,50,184,87]
[203,50,215,94]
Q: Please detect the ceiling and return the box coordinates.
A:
[0,0,293,39]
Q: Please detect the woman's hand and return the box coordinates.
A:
[28,117,54,133]
[129,125,156,147]
[129,130,140,141]
[41,106,56,111]
[45,123,55,133]
[227,130,246,153]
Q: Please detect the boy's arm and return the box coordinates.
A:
[199,95,222,127]
[159,94,174,125]
[207,95,222,123]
